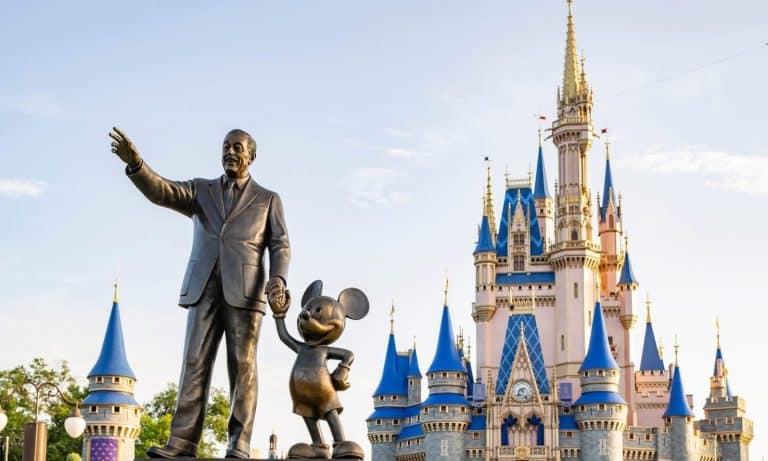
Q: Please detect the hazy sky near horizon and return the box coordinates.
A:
[1,1,767,458]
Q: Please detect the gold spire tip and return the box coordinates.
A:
[443,273,449,306]
[645,293,652,323]
[673,334,680,365]
[389,299,395,334]
[716,315,721,348]
[113,266,119,303]
[538,128,543,147]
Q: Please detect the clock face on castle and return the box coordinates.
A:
[512,380,533,402]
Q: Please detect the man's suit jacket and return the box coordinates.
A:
[128,163,290,312]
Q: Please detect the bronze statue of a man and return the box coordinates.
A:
[109,127,290,458]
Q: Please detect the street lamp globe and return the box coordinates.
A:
[0,405,7,433]
[63,407,86,438]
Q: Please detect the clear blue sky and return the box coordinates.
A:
[1,1,766,458]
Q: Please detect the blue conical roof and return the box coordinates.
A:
[474,215,494,254]
[427,306,465,373]
[713,347,732,398]
[373,334,407,396]
[88,301,136,379]
[618,250,639,285]
[640,320,665,371]
[580,302,619,371]
[600,155,617,221]
[533,145,551,199]
[664,365,694,417]
[408,347,422,377]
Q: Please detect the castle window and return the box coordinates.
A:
[423,408,429,415]
[645,433,651,441]
[376,419,382,425]
[561,334,565,351]
[608,336,613,345]
[112,406,120,414]
[573,283,578,298]
[475,408,482,414]
[570,228,578,241]
[391,396,398,400]
[513,255,525,272]
[112,377,120,384]
[473,432,480,440]
[565,431,573,438]
[513,233,525,246]
[441,372,447,378]
[629,433,635,440]
[598,404,606,411]
[89,405,97,413]
[134,409,139,416]
[95,377,104,384]
[609,215,615,230]
[393,419,400,426]
[409,379,414,387]
[378,396,384,401]
[440,405,448,413]
[460,407,466,413]
[456,373,461,379]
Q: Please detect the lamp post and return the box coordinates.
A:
[20,380,86,461]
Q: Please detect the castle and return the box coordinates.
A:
[366,2,754,461]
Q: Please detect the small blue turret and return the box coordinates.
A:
[533,143,551,200]
[82,283,141,461]
[618,248,639,287]
[369,330,408,461]
[664,342,696,461]
[639,299,664,372]
[574,302,626,461]
[407,344,422,405]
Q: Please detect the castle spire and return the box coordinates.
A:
[561,0,584,105]
[580,301,620,371]
[600,137,617,221]
[664,339,694,417]
[533,130,551,199]
[88,284,136,379]
[484,158,497,237]
[618,237,639,286]
[428,284,465,374]
[639,294,665,371]
[373,330,406,396]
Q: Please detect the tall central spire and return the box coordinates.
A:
[562,0,580,104]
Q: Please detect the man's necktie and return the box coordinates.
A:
[224,180,235,215]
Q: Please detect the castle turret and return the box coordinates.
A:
[472,167,498,388]
[267,431,279,459]
[368,319,408,461]
[634,295,670,427]
[574,302,626,461]
[407,342,423,406]
[533,130,554,250]
[663,343,696,461]
[697,322,754,461]
[422,282,470,461]
[82,283,142,461]
[598,139,623,297]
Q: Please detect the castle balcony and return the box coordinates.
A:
[549,240,600,253]
[495,445,548,461]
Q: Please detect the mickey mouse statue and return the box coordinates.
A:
[268,280,369,459]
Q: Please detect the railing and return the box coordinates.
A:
[550,240,601,252]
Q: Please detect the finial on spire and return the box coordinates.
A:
[413,335,417,349]
[528,162,533,185]
[645,293,652,323]
[389,299,395,334]
[466,339,472,361]
[658,337,664,360]
[507,285,514,308]
[538,127,543,147]
[457,326,464,351]
[624,234,629,253]
[673,334,680,365]
[504,164,511,188]
[113,266,120,303]
[444,272,449,306]
[716,316,721,348]
[605,134,611,161]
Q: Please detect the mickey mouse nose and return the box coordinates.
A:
[300,311,310,321]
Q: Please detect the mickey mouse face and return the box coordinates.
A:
[298,280,370,346]
[297,296,346,346]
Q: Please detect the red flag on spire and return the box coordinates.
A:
[601,128,608,134]
[538,115,547,121]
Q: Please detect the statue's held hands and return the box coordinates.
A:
[267,277,290,318]
[109,126,142,168]
[332,364,350,391]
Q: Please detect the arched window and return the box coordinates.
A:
[609,215,615,230]
[561,334,565,351]
[571,228,578,241]
[573,282,578,299]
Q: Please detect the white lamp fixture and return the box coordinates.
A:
[0,405,7,433]
[64,406,86,438]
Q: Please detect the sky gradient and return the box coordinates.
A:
[1,1,766,458]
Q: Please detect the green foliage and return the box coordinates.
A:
[65,452,82,461]
[0,358,88,461]
[136,383,230,458]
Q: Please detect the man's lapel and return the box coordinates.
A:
[227,177,259,222]
[208,179,226,220]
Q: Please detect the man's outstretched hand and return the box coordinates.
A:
[267,277,290,318]
[109,127,142,168]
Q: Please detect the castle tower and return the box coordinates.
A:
[407,342,423,406]
[614,243,639,418]
[597,139,623,297]
[634,295,669,427]
[697,322,754,461]
[533,130,554,251]
[82,283,142,461]
[573,302,627,461]
[422,283,471,461]
[663,344,696,461]
[367,316,408,461]
[549,0,600,397]
[473,169,498,384]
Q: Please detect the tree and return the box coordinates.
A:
[0,359,88,461]
[136,383,230,458]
